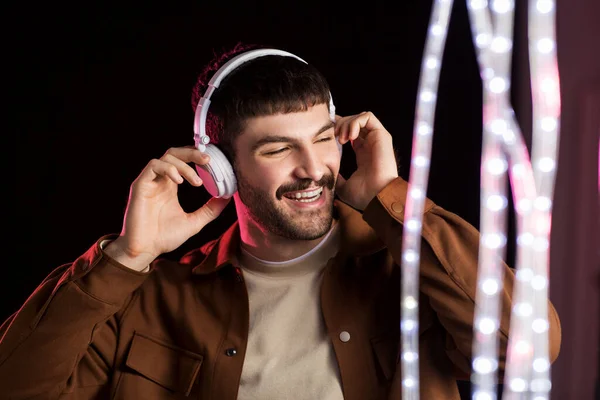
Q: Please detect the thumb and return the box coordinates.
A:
[189,196,232,231]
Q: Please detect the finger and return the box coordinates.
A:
[161,153,203,186]
[138,159,184,184]
[348,112,385,141]
[335,115,354,144]
[188,196,232,232]
[163,146,211,166]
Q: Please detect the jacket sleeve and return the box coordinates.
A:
[362,177,562,380]
[0,235,151,399]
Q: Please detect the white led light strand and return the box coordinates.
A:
[402,0,454,398]
[466,1,522,399]
[504,1,560,398]
[464,0,560,398]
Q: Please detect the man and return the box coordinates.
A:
[0,43,561,399]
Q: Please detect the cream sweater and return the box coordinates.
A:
[237,221,344,400]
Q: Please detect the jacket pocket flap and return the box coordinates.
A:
[125,332,203,396]
[370,334,399,381]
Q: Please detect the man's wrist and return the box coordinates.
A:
[103,239,155,272]
[363,176,399,210]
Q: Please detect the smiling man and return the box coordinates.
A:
[235,110,339,255]
[0,43,561,400]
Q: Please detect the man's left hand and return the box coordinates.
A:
[334,111,399,211]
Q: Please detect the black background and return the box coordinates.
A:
[6,1,542,397]
[7,0,496,309]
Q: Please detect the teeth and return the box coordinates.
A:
[290,187,323,199]
[284,187,324,202]
[296,188,322,198]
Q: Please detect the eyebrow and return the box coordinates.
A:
[250,121,335,153]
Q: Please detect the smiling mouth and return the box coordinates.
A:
[282,187,324,203]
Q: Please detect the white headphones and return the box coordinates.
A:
[193,48,341,198]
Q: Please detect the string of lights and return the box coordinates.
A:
[401,0,455,398]
[408,0,560,397]
[465,0,513,397]
[503,0,560,398]
[461,0,560,398]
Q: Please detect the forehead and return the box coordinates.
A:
[239,103,331,143]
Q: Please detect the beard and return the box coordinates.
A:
[235,170,336,240]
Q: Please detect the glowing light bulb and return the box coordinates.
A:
[425,56,439,69]
[476,33,492,47]
[534,196,552,211]
[492,0,512,13]
[473,356,495,374]
[478,318,497,334]
[491,36,512,52]
[417,122,432,136]
[490,118,507,134]
[515,302,533,317]
[487,157,508,175]
[403,377,417,388]
[540,117,557,131]
[486,194,507,211]
[536,0,554,13]
[483,233,506,249]
[420,89,435,102]
[470,0,488,10]
[537,38,555,53]
[533,357,550,372]
[489,76,508,93]
[510,378,527,392]
[431,24,443,36]
[531,275,548,290]
[473,391,494,400]
[532,318,549,333]
[401,319,416,332]
[516,267,534,282]
[405,219,421,231]
[481,278,499,295]
[413,155,430,167]
[410,188,424,199]
[404,296,418,309]
[537,157,555,172]
[540,77,556,93]
[403,250,418,263]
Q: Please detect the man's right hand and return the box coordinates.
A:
[104,146,231,271]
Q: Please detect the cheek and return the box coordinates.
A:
[244,164,286,194]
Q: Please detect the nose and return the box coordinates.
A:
[293,147,326,183]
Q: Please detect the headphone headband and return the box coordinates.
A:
[193,48,335,151]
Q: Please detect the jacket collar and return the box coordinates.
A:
[191,199,385,275]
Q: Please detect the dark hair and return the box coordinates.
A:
[191,42,332,163]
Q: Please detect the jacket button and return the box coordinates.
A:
[339,331,351,342]
[225,348,237,357]
[391,202,404,214]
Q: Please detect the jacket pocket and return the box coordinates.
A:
[370,334,399,381]
[123,331,204,397]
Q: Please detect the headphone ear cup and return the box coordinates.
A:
[194,144,237,198]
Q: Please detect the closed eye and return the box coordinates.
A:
[264,137,334,156]
[264,148,288,156]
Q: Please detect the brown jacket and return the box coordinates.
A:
[0,178,561,399]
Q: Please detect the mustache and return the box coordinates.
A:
[276,174,336,200]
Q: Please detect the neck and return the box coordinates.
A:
[236,211,335,262]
